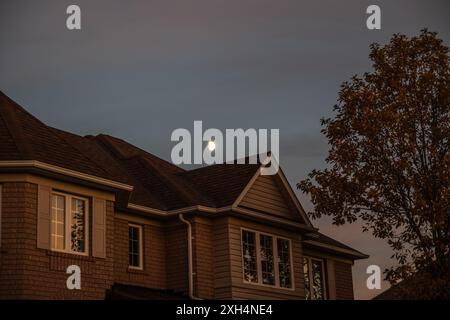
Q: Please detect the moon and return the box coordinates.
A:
[207,140,216,151]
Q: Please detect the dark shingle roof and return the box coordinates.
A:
[179,163,260,208]
[90,134,215,210]
[0,90,367,260]
[0,91,128,184]
[0,90,256,210]
[304,232,369,259]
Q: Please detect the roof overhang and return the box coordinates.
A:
[125,202,316,232]
[303,239,369,260]
[0,160,134,192]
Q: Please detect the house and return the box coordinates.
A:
[0,90,368,300]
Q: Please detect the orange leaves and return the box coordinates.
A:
[298,30,450,286]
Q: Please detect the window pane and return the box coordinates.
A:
[312,259,325,300]
[51,195,65,250]
[260,234,275,285]
[129,226,141,268]
[303,258,311,299]
[71,198,86,253]
[242,230,258,283]
[277,238,292,288]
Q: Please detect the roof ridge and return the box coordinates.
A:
[95,134,185,172]
[184,155,263,174]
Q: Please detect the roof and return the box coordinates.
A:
[179,162,260,208]
[0,91,129,185]
[0,90,261,211]
[303,232,369,260]
[91,134,218,210]
[0,90,367,260]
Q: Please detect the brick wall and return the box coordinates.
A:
[334,260,354,300]
[0,181,357,300]
[0,182,115,299]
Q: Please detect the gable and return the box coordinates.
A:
[237,173,307,224]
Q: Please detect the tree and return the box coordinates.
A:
[298,30,450,298]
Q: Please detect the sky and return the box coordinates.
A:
[1,0,449,299]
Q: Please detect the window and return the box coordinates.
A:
[277,238,292,288]
[303,257,326,300]
[128,224,143,269]
[51,192,89,255]
[242,230,258,282]
[260,234,275,285]
[241,229,293,289]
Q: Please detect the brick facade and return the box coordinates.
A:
[0,180,359,300]
[0,182,115,299]
[0,91,366,300]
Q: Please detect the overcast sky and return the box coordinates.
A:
[1,0,449,299]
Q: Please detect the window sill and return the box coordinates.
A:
[241,281,296,292]
[46,249,95,262]
[127,267,145,274]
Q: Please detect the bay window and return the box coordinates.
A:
[242,229,293,289]
[50,192,89,255]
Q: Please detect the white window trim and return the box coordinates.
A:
[241,227,295,290]
[304,256,327,300]
[51,191,89,256]
[128,223,144,270]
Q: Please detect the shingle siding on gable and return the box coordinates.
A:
[240,175,298,220]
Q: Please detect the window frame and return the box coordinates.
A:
[241,227,295,290]
[128,223,144,270]
[303,256,327,300]
[50,191,90,256]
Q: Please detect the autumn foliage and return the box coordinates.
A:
[298,30,450,298]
